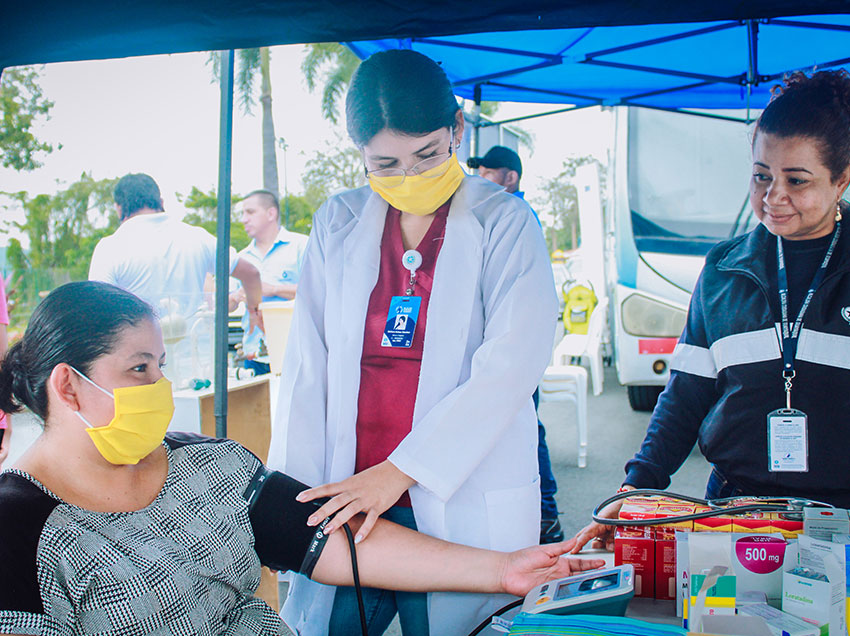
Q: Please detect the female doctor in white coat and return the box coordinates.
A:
[268,49,558,636]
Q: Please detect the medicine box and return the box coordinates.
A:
[732,511,773,534]
[655,529,677,601]
[738,603,820,636]
[675,532,790,618]
[771,513,805,539]
[832,534,850,636]
[655,503,695,532]
[683,572,736,630]
[783,567,840,635]
[614,527,654,598]
[804,509,850,542]
[694,514,734,533]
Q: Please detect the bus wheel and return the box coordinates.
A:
[627,386,662,412]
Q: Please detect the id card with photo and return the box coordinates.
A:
[767,408,809,472]
[381,296,421,348]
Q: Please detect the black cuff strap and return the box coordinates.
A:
[244,466,331,578]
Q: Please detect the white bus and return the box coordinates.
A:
[605,107,755,410]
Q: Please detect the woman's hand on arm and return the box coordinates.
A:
[296,460,416,542]
[569,485,635,554]
[311,514,605,595]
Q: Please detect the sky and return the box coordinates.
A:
[0,44,614,247]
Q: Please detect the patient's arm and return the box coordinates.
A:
[312,515,605,597]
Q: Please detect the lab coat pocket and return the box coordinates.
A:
[484,477,541,551]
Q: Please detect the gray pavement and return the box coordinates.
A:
[542,364,711,540]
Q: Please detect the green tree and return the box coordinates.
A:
[177,187,316,246]
[302,140,365,211]
[301,43,360,125]
[0,66,56,171]
[282,195,316,235]
[210,48,280,194]
[177,186,251,251]
[536,156,606,252]
[2,173,117,325]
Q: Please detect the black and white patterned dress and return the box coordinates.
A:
[0,433,328,636]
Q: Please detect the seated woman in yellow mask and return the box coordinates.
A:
[268,49,558,636]
[0,281,600,636]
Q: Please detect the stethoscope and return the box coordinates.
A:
[591,488,834,526]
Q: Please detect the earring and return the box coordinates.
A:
[837,203,843,223]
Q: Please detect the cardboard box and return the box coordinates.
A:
[831,534,850,636]
[732,512,773,534]
[677,530,690,617]
[694,515,734,533]
[656,503,696,532]
[656,529,677,601]
[781,535,849,636]
[771,513,805,539]
[731,534,789,605]
[804,508,850,542]
[684,572,737,630]
[783,568,840,635]
[676,532,790,616]
[738,603,820,636]
[614,527,655,598]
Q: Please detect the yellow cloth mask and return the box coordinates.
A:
[73,369,175,465]
[368,153,465,216]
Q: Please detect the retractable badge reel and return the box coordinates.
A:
[381,250,423,349]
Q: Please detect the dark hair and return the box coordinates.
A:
[243,189,280,214]
[113,173,164,220]
[755,70,850,183]
[345,49,461,147]
[0,282,156,421]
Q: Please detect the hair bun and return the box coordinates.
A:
[0,341,27,416]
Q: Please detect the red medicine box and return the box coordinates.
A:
[619,497,661,537]
[614,527,655,598]
[654,529,678,601]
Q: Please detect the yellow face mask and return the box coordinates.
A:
[73,369,175,465]
[368,154,465,216]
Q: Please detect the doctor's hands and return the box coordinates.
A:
[500,539,606,597]
[569,485,634,553]
[297,460,416,542]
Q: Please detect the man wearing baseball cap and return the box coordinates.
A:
[468,146,563,544]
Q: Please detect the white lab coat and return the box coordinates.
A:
[268,176,558,636]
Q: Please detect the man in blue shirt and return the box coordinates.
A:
[468,146,563,544]
[230,190,309,375]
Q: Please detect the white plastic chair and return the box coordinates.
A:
[553,297,608,396]
[538,365,588,468]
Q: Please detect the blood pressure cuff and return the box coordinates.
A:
[243,465,331,578]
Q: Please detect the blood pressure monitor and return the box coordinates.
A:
[521,565,635,616]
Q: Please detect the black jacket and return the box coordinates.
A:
[625,221,850,507]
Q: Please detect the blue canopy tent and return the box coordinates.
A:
[3,2,849,436]
[348,15,850,122]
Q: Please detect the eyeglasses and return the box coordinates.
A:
[365,143,454,189]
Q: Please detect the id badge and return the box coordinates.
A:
[381,296,421,348]
[767,408,809,473]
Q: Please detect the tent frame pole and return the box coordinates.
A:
[214,49,235,439]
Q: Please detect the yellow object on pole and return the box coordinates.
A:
[563,282,598,335]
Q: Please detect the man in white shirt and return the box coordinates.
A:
[89,173,263,384]
[229,190,309,374]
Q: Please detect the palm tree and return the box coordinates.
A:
[210,48,279,195]
[301,43,360,125]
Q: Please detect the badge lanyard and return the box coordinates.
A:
[381,249,423,349]
[768,222,840,473]
[776,223,841,408]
